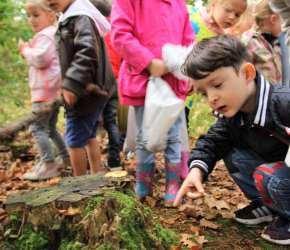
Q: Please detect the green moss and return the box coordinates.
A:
[84,196,104,215]
[154,223,178,248]
[59,240,87,250]
[14,227,48,250]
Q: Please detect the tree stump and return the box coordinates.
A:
[1,172,177,250]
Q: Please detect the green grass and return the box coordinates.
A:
[188,93,215,138]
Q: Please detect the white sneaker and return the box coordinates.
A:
[22,161,60,181]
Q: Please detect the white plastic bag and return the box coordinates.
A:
[162,43,193,80]
[123,106,137,152]
[143,77,184,152]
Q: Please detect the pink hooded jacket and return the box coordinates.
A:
[111,0,194,106]
[21,26,61,103]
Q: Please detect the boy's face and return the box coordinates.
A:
[190,65,255,118]
[45,0,74,13]
[212,0,247,29]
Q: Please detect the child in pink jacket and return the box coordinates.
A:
[111,0,194,205]
[19,0,68,181]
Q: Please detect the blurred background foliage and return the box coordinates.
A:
[0,0,213,137]
[0,0,32,126]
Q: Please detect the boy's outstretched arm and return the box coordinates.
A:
[174,118,234,206]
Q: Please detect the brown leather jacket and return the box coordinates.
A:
[56,15,116,116]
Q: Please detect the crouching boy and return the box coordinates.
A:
[174,35,290,245]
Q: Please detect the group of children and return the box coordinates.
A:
[18,0,290,245]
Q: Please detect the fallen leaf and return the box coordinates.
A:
[215,200,231,210]
[170,246,182,250]
[195,235,208,246]
[179,204,197,217]
[189,225,200,235]
[145,196,157,208]
[58,207,81,216]
[200,218,219,229]
[180,233,199,248]
[161,217,178,225]
[47,177,61,186]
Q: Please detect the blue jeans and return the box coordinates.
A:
[29,102,68,162]
[134,106,182,167]
[224,148,290,218]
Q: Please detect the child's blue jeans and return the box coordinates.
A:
[134,106,182,166]
[29,102,68,162]
[224,148,290,218]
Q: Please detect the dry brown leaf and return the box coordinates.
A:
[58,207,81,216]
[170,246,182,250]
[47,177,61,186]
[0,170,7,182]
[237,202,248,210]
[220,211,233,219]
[200,218,219,230]
[145,196,157,208]
[204,196,217,209]
[195,235,208,246]
[179,204,197,217]
[161,217,178,225]
[180,233,199,248]
[215,200,231,210]
[189,225,200,235]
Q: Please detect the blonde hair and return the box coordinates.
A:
[253,0,274,25]
[25,0,54,12]
[207,0,247,11]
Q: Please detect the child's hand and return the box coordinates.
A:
[85,83,108,96]
[147,59,168,77]
[173,167,205,206]
[62,89,77,107]
[18,39,27,55]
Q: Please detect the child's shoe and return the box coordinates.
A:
[22,161,61,181]
[135,163,154,200]
[261,217,290,245]
[233,201,273,225]
[108,157,123,171]
[164,163,181,206]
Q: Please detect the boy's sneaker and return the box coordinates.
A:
[261,217,290,245]
[22,161,60,181]
[234,201,273,225]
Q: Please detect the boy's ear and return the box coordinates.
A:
[242,63,256,82]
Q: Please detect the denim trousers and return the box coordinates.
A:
[29,102,68,162]
[134,106,182,167]
[224,148,290,218]
[102,92,121,164]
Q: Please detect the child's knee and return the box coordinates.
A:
[253,162,285,205]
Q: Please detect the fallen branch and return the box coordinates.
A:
[0,100,61,141]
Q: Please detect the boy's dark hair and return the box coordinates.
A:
[90,0,111,17]
[182,35,252,80]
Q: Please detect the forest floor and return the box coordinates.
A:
[0,131,289,250]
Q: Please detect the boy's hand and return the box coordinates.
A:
[85,83,108,96]
[62,89,77,107]
[147,59,168,77]
[173,167,205,206]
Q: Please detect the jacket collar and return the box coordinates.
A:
[58,0,110,36]
[252,74,271,127]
